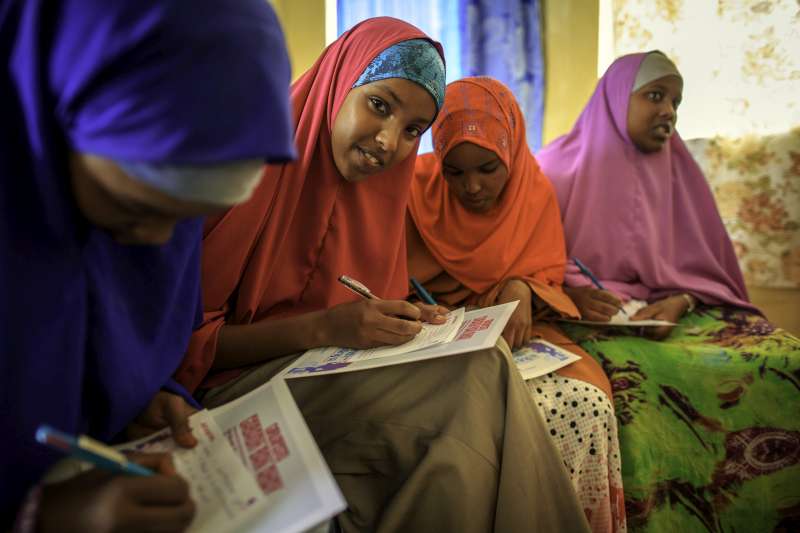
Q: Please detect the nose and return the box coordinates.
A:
[660,100,676,121]
[375,123,400,155]
[465,173,482,194]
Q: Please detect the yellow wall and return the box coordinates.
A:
[271,0,327,80]
[541,0,599,144]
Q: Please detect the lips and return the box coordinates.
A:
[652,123,673,140]
[357,146,384,169]
[461,195,487,209]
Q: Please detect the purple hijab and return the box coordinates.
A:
[536,52,755,311]
[0,0,293,522]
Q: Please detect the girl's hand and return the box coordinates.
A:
[631,295,690,340]
[38,453,195,533]
[564,286,623,322]
[321,299,424,348]
[497,279,533,350]
[126,392,198,448]
[411,301,449,324]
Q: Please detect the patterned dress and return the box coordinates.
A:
[562,307,800,532]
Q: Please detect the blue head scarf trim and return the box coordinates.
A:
[353,39,445,112]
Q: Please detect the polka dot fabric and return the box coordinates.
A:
[528,374,626,533]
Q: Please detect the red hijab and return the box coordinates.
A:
[408,78,577,314]
[176,18,444,392]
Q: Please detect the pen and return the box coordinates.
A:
[409,277,437,306]
[338,275,380,300]
[571,258,628,316]
[571,257,606,290]
[35,425,154,476]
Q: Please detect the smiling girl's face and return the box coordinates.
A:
[331,78,436,182]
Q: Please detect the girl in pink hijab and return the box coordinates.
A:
[537,51,800,532]
[539,51,756,340]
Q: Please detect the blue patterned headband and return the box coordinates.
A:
[353,39,445,112]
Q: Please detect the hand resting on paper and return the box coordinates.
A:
[632,295,692,340]
[321,299,447,349]
[412,301,450,324]
[126,391,198,448]
[38,453,195,533]
[497,279,534,350]
[564,286,623,322]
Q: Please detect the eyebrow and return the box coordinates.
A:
[644,83,682,96]
[444,156,499,170]
[376,83,434,126]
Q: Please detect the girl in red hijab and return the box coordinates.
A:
[408,77,625,533]
[176,19,589,533]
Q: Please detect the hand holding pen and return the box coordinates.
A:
[567,258,627,321]
[338,275,447,322]
[327,275,447,348]
[35,425,195,532]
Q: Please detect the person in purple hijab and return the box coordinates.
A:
[536,52,800,531]
[0,0,293,529]
[538,51,757,340]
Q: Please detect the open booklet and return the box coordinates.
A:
[512,340,582,381]
[560,299,675,327]
[282,301,518,378]
[117,379,345,533]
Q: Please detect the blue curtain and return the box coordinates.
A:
[337,0,544,151]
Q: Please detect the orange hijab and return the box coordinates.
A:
[408,77,576,313]
[176,18,443,392]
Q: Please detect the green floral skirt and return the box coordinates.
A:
[561,307,800,532]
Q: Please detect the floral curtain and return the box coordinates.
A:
[612,0,800,288]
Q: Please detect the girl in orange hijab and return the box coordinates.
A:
[175,20,589,533]
[408,77,625,533]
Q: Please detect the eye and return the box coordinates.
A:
[479,163,499,174]
[646,91,663,103]
[369,96,388,115]
[443,167,462,176]
[406,126,422,138]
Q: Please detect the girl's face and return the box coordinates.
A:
[442,142,510,213]
[331,78,436,182]
[70,153,225,245]
[626,74,683,153]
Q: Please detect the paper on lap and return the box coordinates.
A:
[282,302,518,378]
[512,340,582,381]
[117,379,345,533]
[560,299,675,327]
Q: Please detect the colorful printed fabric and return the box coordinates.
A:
[561,307,800,532]
[353,38,445,112]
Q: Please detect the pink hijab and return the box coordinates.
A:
[537,52,756,312]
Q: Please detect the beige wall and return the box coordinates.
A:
[271,0,327,80]
[541,0,599,145]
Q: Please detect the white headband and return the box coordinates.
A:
[117,159,264,206]
[632,51,682,93]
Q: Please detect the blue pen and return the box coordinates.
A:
[409,277,437,306]
[36,425,154,476]
[571,258,628,316]
[571,257,606,290]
